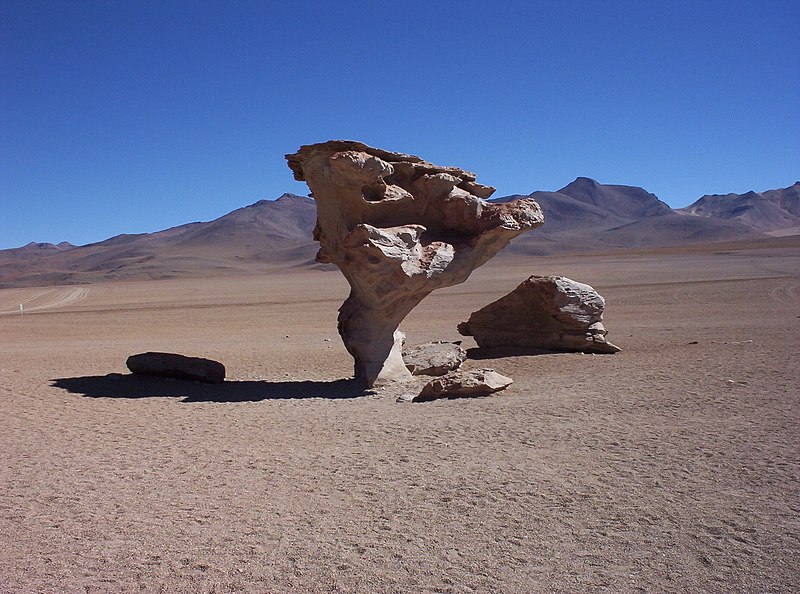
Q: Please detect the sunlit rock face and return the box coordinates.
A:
[286,140,543,387]
[458,275,621,354]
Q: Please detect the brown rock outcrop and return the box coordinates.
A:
[458,275,620,354]
[286,141,543,386]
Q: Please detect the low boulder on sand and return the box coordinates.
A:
[126,352,226,384]
[458,275,620,354]
[411,369,513,402]
[403,341,467,376]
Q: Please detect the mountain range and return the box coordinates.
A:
[495,177,770,256]
[679,181,800,235]
[0,194,319,288]
[1,180,797,288]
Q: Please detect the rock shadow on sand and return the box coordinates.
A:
[465,346,556,360]
[51,374,369,403]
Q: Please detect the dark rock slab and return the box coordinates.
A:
[126,352,226,384]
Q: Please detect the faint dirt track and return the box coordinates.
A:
[0,287,88,315]
[769,282,798,303]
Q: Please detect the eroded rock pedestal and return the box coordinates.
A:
[286,141,543,387]
[458,275,620,354]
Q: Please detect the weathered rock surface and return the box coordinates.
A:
[126,352,226,384]
[458,275,620,354]
[414,369,513,402]
[286,140,543,387]
[403,341,466,376]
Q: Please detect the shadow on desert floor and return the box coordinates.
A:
[465,346,554,360]
[51,374,369,402]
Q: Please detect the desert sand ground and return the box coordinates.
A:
[1,244,798,593]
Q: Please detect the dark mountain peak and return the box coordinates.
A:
[556,178,672,219]
[700,190,759,200]
[275,192,310,202]
[562,176,600,190]
[21,241,75,251]
[559,177,652,199]
[169,191,318,249]
[246,193,311,209]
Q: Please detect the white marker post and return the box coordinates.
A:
[19,303,23,318]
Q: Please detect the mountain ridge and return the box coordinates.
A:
[494,177,767,256]
[0,193,318,288]
[1,180,795,288]
[679,182,800,233]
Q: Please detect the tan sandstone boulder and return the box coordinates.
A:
[286,141,543,387]
[403,341,467,376]
[458,275,620,354]
[412,369,514,402]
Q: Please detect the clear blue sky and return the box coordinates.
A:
[1,0,798,249]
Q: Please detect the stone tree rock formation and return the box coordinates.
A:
[458,275,620,354]
[286,141,543,387]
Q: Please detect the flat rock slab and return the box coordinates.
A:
[126,352,226,384]
[413,369,513,402]
[404,341,466,376]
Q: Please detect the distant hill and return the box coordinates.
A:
[679,182,800,234]
[1,180,790,288]
[0,194,318,288]
[495,177,764,256]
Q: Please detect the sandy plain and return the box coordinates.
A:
[1,244,799,593]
